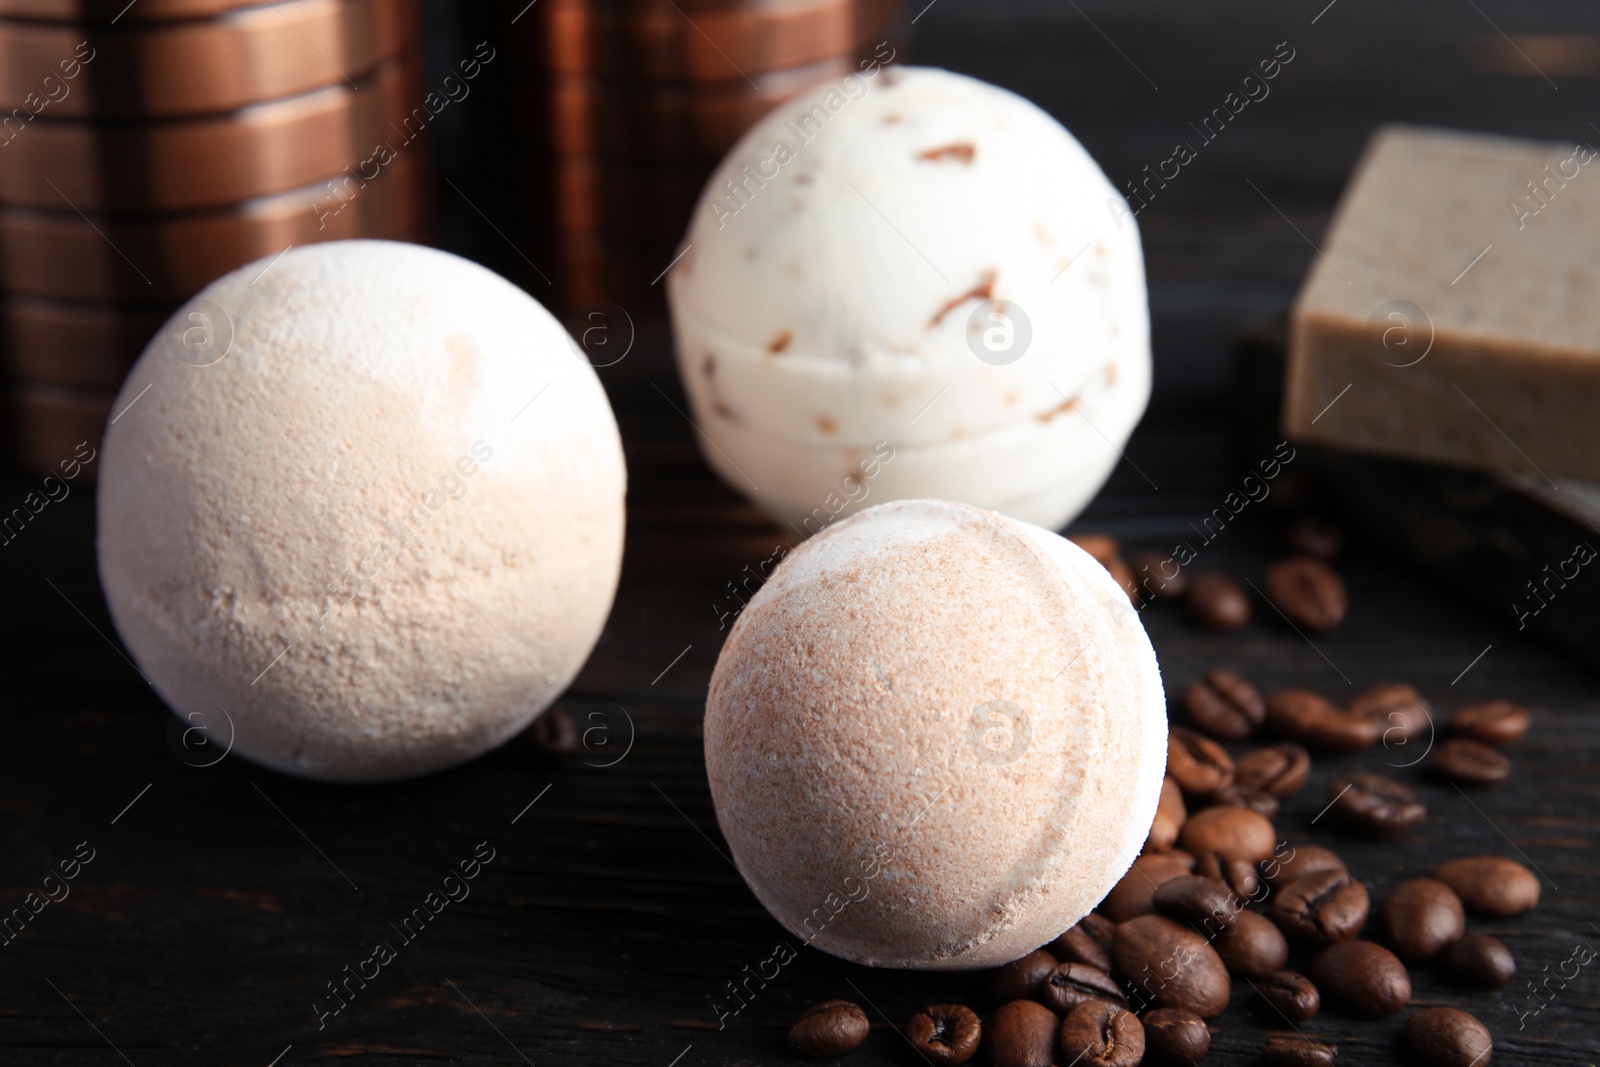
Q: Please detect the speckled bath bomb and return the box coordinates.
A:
[704,498,1168,968]
[97,241,625,781]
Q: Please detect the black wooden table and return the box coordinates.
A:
[4,1,1599,1063]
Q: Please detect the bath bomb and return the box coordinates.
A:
[668,65,1150,532]
[97,240,626,782]
[705,498,1167,969]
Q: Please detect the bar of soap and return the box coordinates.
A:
[704,498,1167,969]
[1285,125,1600,481]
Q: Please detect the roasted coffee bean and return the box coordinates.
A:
[1268,689,1380,750]
[906,1003,981,1066]
[788,999,870,1058]
[983,999,1058,1067]
[1112,914,1231,1017]
[1256,969,1320,1024]
[1434,856,1540,916]
[1132,550,1188,602]
[1177,806,1276,865]
[1051,914,1116,972]
[1108,556,1140,605]
[1058,1000,1144,1067]
[1378,878,1465,963]
[1450,699,1530,747]
[1289,516,1343,559]
[1269,869,1369,946]
[1194,850,1262,901]
[1262,1036,1337,1067]
[1328,774,1426,837]
[532,707,580,755]
[1264,556,1347,633]
[1263,843,1345,887]
[1204,782,1281,820]
[1183,669,1266,740]
[989,948,1058,1002]
[1141,1007,1209,1066]
[1167,727,1235,795]
[1403,1006,1492,1067]
[1039,961,1126,1014]
[1433,737,1510,787]
[1349,682,1431,744]
[1310,940,1411,1016]
[1235,742,1312,797]
[1102,853,1193,923]
[1186,572,1251,630]
[1153,875,1241,932]
[1069,533,1120,568]
[1438,933,1516,988]
[1146,776,1187,854]
[1215,909,1290,978]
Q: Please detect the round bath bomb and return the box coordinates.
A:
[705,498,1167,968]
[97,240,626,781]
[668,65,1150,532]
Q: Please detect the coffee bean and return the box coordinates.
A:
[1269,869,1370,946]
[906,1003,981,1066]
[1378,878,1465,963]
[1132,550,1188,602]
[983,1000,1058,1067]
[1186,572,1251,630]
[788,999,870,1059]
[1141,1007,1209,1066]
[1264,556,1347,633]
[1177,806,1276,865]
[1310,940,1411,1016]
[1194,850,1262,901]
[1167,727,1235,796]
[532,707,580,755]
[1183,669,1266,740]
[989,948,1059,1002]
[1432,737,1510,787]
[1146,776,1187,853]
[1039,961,1126,1014]
[1438,933,1516,988]
[1327,774,1426,837]
[1108,556,1140,606]
[1235,742,1312,797]
[1349,682,1431,744]
[1204,782,1281,820]
[1102,853,1193,923]
[1058,1000,1144,1067]
[1256,970,1320,1024]
[1262,1036,1337,1067]
[1112,914,1231,1017]
[1263,843,1346,887]
[1215,909,1290,978]
[1153,875,1242,932]
[1403,1006,1492,1067]
[1289,516,1343,559]
[1051,914,1116,972]
[1450,699,1530,747]
[1268,689,1380,750]
[1069,533,1120,568]
[1434,856,1540,916]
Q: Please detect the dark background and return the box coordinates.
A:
[3,1,1598,1064]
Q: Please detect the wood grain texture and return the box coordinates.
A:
[4,0,1600,1063]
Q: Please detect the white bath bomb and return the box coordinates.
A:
[98,241,626,782]
[705,499,1167,969]
[668,65,1150,531]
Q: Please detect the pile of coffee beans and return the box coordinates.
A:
[786,526,1537,1065]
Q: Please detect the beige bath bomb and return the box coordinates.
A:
[98,240,625,781]
[705,498,1167,968]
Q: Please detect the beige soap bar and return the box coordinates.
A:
[1285,125,1600,482]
